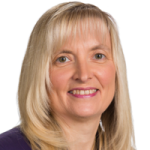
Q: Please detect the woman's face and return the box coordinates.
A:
[49,29,116,121]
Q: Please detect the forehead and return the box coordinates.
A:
[61,32,111,54]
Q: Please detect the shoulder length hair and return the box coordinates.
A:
[18,2,136,150]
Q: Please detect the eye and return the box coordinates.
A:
[94,53,105,59]
[56,56,70,63]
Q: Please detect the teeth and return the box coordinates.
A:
[85,90,89,94]
[73,90,76,94]
[90,89,93,94]
[80,90,84,95]
[77,90,79,94]
[69,89,97,95]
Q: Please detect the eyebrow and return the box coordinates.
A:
[56,45,110,55]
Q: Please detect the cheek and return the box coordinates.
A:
[49,67,72,90]
[96,62,116,87]
[49,67,72,112]
[95,62,116,111]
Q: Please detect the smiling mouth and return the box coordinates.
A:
[68,89,99,95]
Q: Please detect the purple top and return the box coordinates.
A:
[0,126,31,150]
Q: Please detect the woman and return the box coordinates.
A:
[0,2,136,150]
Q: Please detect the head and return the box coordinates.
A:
[18,2,135,150]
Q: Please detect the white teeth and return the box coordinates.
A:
[70,89,97,95]
[85,90,89,94]
[80,90,84,95]
[77,90,79,94]
[93,89,96,93]
[73,90,76,94]
[90,89,93,94]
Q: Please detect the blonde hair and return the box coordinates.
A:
[18,2,136,150]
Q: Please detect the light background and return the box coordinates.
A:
[0,0,150,150]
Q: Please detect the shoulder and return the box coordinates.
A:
[0,126,31,150]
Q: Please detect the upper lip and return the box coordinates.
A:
[69,87,98,91]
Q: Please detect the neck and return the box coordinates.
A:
[54,114,100,150]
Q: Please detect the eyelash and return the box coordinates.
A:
[56,53,106,63]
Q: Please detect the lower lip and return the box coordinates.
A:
[67,90,99,98]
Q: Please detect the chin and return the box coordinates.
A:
[70,107,101,119]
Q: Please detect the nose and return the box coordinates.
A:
[72,60,93,82]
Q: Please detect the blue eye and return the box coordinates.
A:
[94,53,105,59]
[56,56,70,63]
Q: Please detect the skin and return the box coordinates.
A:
[49,28,116,150]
